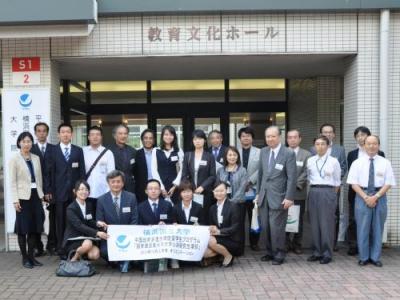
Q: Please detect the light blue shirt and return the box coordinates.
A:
[145,148,153,180]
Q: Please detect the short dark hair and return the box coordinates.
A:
[192,129,208,150]
[313,135,330,145]
[74,180,90,194]
[213,180,230,190]
[106,170,125,183]
[287,129,301,138]
[34,122,49,133]
[178,179,194,194]
[319,123,336,134]
[159,125,179,151]
[88,125,103,136]
[140,128,155,141]
[16,131,34,149]
[57,123,73,133]
[113,124,129,136]
[353,126,371,137]
[238,126,255,139]
[223,146,241,167]
[146,179,161,188]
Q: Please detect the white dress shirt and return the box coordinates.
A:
[76,199,86,218]
[151,147,184,190]
[217,199,225,225]
[182,201,192,223]
[269,143,282,161]
[148,198,160,213]
[347,154,396,188]
[37,142,47,154]
[83,145,116,198]
[60,142,71,154]
[307,153,341,187]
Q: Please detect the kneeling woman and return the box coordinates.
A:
[62,180,108,261]
[204,181,241,267]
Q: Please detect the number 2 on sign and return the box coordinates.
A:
[23,74,29,84]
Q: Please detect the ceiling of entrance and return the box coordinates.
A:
[56,54,351,81]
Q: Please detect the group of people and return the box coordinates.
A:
[9,121,395,272]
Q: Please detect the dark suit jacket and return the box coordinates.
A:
[347,148,385,203]
[209,200,241,243]
[31,143,56,195]
[51,144,85,202]
[172,200,205,225]
[182,151,216,190]
[96,191,138,225]
[134,148,152,203]
[108,143,137,193]
[62,200,98,248]
[138,198,173,225]
[208,145,227,165]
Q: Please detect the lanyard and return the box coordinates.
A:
[315,156,328,179]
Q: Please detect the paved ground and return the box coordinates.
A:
[0,247,399,300]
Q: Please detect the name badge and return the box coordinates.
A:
[31,183,37,189]
[227,186,232,194]
[86,214,93,220]
[122,207,131,213]
[72,162,79,168]
[296,161,304,167]
[171,156,178,162]
[130,158,135,165]
[160,214,168,220]
[199,160,207,166]
[275,163,283,171]
[190,216,198,223]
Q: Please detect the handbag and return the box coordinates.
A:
[250,202,261,233]
[56,251,96,277]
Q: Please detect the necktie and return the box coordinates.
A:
[41,146,45,156]
[213,148,218,159]
[64,147,70,161]
[114,197,120,216]
[268,150,276,172]
[367,158,375,194]
[152,202,158,217]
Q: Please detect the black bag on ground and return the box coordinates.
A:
[56,251,96,277]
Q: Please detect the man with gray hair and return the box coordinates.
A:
[108,124,137,193]
[256,125,297,265]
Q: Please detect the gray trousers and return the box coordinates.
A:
[260,200,288,259]
[308,186,337,258]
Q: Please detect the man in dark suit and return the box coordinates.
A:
[256,126,297,265]
[134,129,156,203]
[50,123,85,254]
[108,124,137,194]
[310,123,347,251]
[138,179,173,225]
[346,126,385,256]
[31,122,57,256]
[96,170,138,272]
[208,130,227,168]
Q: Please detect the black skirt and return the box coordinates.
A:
[215,236,241,256]
[14,189,44,235]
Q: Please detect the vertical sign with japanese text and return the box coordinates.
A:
[2,88,50,233]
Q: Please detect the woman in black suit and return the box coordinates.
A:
[172,180,205,225]
[182,130,216,223]
[63,180,108,261]
[204,181,241,267]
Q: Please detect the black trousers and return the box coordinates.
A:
[334,190,341,247]
[55,201,70,252]
[347,188,357,249]
[46,203,57,250]
[286,199,305,248]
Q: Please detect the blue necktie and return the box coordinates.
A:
[114,197,120,217]
[213,148,218,159]
[367,158,375,194]
[64,147,70,161]
[152,203,158,217]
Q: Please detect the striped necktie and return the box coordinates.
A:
[64,147,70,161]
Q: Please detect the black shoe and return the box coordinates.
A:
[22,258,33,269]
[347,248,358,256]
[250,245,260,251]
[370,260,383,267]
[307,255,321,262]
[293,247,303,255]
[46,248,56,256]
[35,249,47,257]
[333,245,339,252]
[271,258,284,265]
[30,258,43,267]
[358,260,368,266]
[221,256,234,268]
[260,255,273,262]
[319,257,332,264]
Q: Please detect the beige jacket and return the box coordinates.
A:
[9,152,44,203]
